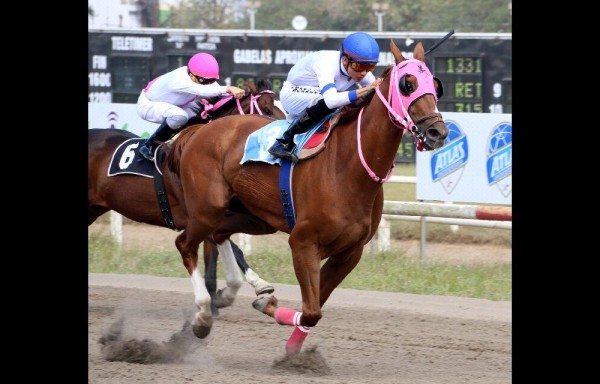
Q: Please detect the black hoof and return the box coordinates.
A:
[192,323,212,339]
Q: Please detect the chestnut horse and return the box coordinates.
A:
[163,40,449,352]
[88,80,286,313]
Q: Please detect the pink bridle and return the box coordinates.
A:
[199,90,275,120]
[358,59,441,183]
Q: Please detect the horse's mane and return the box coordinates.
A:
[337,66,393,125]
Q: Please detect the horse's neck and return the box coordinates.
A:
[212,98,240,118]
[341,101,404,184]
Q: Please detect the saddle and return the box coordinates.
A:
[240,112,341,166]
[295,112,341,161]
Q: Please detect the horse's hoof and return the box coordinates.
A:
[192,313,213,339]
[214,288,235,308]
[254,278,275,295]
[252,296,278,315]
[192,323,212,339]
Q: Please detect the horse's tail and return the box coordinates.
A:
[165,124,204,175]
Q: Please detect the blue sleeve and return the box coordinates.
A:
[348,90,358,102]
[320,83,336,95]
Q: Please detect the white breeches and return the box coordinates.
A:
[280,81,322,122]
[136,91,194,129]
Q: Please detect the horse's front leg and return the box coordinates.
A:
[203,240,220,316]
[252,241,321,354]
[252,296,311,354]
[175,230,213,339]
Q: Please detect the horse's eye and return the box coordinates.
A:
[263,108,272,115]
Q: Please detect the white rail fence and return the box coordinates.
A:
[104,175,511,261]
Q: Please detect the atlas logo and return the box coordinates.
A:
[430,120,468,194]
[486,122,512,197]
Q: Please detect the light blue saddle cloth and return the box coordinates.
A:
[240,119,312,165]
[241,111,337,165]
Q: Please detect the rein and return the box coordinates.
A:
[358,59,441,183]
[356,107,394,183]
[199,90,275,120]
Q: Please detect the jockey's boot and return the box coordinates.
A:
[267,113,312,163]
[138,121,177,161]
[268,99,335,162]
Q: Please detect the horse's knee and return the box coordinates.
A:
[300,311,321,327]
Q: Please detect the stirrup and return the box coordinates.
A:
[268,142,298,163]
[138,144,154,161]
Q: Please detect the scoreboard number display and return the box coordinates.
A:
[433,56,483,113]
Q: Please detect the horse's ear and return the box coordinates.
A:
[413,42,425,62]
[390,39,406,64]
[247,80,257,93]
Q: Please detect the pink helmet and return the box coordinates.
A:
[188,53,220,79]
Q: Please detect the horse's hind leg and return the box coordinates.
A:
[230,239,275,295]
[212,240,244,308]
[175,229,213,339]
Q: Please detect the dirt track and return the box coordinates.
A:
[88,273,511,383]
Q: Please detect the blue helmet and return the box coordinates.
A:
[341,32,380,63]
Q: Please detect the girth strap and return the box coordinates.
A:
[152,152,177,230]
[278,160,296,230]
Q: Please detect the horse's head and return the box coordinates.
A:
[379,40,448,151]
[192,79,286,121]
[241,79,286,119]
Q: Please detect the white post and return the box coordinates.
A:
[445,201,460,233]
[375,12,384,32]
[376,217,390,252]
[109,211,123,246]
[372,3,388,32]
[238,233,252,255]
[246,1,261,30]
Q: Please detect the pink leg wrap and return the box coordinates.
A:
[286,325,310,354]
[274,307,302,326]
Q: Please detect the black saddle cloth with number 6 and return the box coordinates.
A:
[108,138,165,178]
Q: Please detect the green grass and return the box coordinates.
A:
[89,231,511,302]
[89,162,511,302]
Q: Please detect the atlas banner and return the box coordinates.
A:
[88,102,157,137]
[416,112,512,205]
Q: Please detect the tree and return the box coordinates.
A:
[162,0,242,29]
[162,0,511,33]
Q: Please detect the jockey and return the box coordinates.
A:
[136,52,246,161]
[268,32,383,162]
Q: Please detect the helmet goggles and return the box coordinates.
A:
[347,59,377,73]
[188,68,218,85]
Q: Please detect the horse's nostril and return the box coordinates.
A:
[428,129,440,140]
